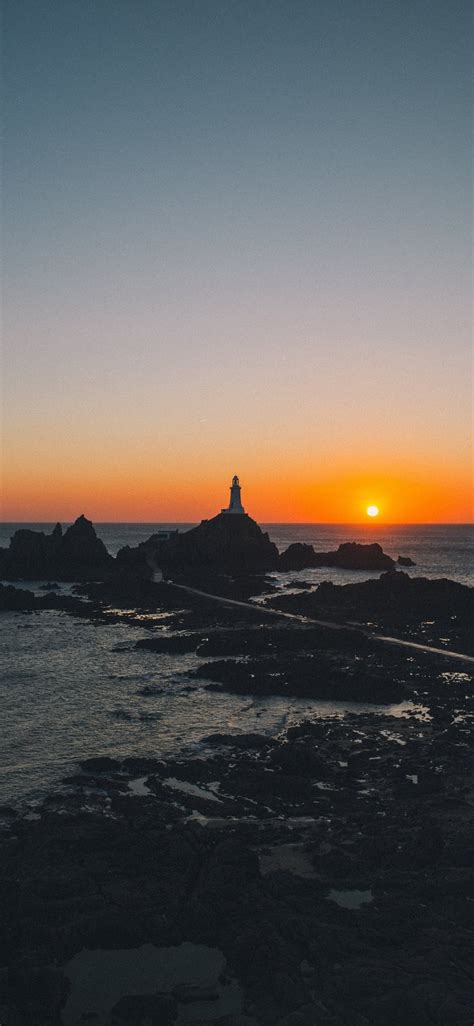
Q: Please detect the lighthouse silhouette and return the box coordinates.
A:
[222,475,245,514]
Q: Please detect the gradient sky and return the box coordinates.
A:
[2,0,472,522]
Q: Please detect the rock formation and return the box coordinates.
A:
[278,541,397,572]
[0,515,113,581]
[120,513,279,578]
[269,571,473,654]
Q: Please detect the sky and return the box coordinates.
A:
[2,0,472,522]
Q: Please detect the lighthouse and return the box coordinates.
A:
[222,475,245,514]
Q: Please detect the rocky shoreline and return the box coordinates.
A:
[1,516,473,1024]
[1,676,473,1025]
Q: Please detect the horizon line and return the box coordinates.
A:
[1,520,472,527]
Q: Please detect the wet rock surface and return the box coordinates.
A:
[0,583,94,615]
[1,648,473,1025]
[1,536,473,1024]
[268,571,473,654]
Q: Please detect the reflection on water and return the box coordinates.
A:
[327,889,374,910]
[0,610,420,805]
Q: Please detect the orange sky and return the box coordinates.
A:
[3,0,472,527]
[2,440,472,523]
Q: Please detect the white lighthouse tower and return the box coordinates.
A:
[222,474,245,514]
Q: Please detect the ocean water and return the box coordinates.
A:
[1,523,472,805]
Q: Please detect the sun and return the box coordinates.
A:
[367,505,379,518]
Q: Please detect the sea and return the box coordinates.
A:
[1,523,472,806]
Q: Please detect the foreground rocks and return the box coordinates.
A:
[0,583,92,615]
[1,687,473,1025]
[0,575,472,1023]
[268,571,474,654]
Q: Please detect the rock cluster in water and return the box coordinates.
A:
[0,515,113,582]
[119,522,415,579]
[278,541,414,572]
[0,512,416,583]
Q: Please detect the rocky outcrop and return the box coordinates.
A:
[0,515,113,581]
[278,541,397,572]
[278,543,318,571]
[313,571,471,618]
[146,513,279,577]
[195,653,407,702]
[115,544,154,580]
[269,571,473,654]
[0,582,92,614]
[111,992,177,1025]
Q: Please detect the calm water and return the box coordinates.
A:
[1,523,472,805]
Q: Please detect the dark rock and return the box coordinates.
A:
[216,1017,260,1026]
[397,555,416,567]
[201,732,272,749]
[154,513,279,575]
[269,572,473,653]
[195,625,371,659]
[135,634,204,654]
[331,542,395,571]
[172,982,219,1002]
[115,544,154,580]
[0,515,113,581]
[0,805,18,817]
[6,966,69,1021]
[60,515,113,574]
[79,757,122,773]
[278,542,395,572]
[276,1006,339,1025]
[196,655,407,702]
[111,991,177,1025]
[269,743,326,776]
[278,544,320,572]
[0,583,37,610]
[0,583,91,615]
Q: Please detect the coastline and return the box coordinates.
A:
[1,517,473,1024]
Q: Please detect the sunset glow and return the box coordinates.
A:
[2,2,471,526]
[367,506,380,518]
